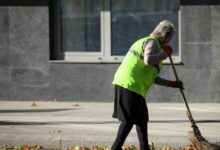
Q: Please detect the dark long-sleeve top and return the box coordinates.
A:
[142,39,170,86]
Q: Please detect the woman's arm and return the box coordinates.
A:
[154,76,169,86]
[143,40,167,65]
[154,76,184,89]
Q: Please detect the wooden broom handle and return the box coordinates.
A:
[168,56,195,124]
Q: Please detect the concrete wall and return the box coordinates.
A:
[149,5,220,103]
[0,7,50,100]
[0,3,220,102]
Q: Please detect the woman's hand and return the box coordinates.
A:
[163,45,173,56]
[168,80,184,89]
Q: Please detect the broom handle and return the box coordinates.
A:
[168,56,195,124]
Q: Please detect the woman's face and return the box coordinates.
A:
[164,30,175,45]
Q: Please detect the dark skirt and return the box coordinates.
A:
[112,85,149,125]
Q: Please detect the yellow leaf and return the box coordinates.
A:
[72,146,81,150]
[161,146,175,150]
[30,102,38,107]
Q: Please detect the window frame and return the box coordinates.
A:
[51,0,182,64]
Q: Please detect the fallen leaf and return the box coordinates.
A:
[30,102,38,107]
[72,104,80,107]
[22,145,29,150]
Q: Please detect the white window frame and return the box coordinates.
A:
[61,0,182,64]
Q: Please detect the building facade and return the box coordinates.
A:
[0,0,220,102]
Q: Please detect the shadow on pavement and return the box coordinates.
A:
[0,120,220,125]
[0,108,76,113]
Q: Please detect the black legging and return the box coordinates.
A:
[111,121,150,150]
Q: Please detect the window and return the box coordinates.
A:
[52,0,181,63]
[61,0,101,53]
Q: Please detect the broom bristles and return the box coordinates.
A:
[188,122,220,150]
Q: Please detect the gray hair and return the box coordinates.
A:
[150,20,175,43]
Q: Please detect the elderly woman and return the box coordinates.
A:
[111,20,184,150]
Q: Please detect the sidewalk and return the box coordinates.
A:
[0,101,219,149]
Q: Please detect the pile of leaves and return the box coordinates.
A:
[0,144,198,150]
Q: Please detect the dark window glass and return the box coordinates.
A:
[60,0,101,52]
[111,0,179,56]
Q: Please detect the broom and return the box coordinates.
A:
[168,56,220,150]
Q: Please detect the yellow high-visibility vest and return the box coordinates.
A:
[112,36,163,98]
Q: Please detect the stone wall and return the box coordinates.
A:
[0,7,50,100]
[0,2,220,102]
